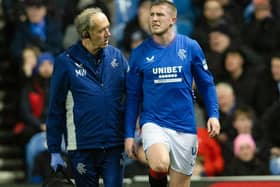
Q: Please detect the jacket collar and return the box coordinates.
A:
[67,41,105,65]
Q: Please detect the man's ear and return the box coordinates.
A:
[82,31,90,38]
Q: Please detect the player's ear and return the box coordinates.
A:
[171,17,176,24]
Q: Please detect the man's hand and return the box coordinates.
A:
[51,153,66,171]
[125,138,137,160]
[207,117,221,138]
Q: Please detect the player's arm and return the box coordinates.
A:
[125,50,143,159]
[191,40,220,137]
[46,55,69,154]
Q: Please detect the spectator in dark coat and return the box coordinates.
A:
[219,47,259,106]
[241,0,280,63]
[14,52,54,145]
[215,82,238,163]
[204,20,238,81]
[253,53,280,116]
[261,99,280,174]
[192,0,230,51]
[10,0,63,63]
[121,0,151,57]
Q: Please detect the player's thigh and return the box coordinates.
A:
[102,146,125,187]
[169,168,191,187]
[169,132,197,175]
[142,123,170,171]
[136,144,148,165]
[68,150,99,187]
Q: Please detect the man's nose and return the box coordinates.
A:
[105,28,111,36]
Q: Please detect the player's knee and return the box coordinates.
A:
[153,165,169,173]
[150,159,169,173]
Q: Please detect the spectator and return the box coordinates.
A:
[20,46,41,82]
[26,132,48,183]
[253,53,280,116]
[244,0,280,22]
[112,0,140,45]
[197,127,224,176]
[121,0,151,57]
[242,0,280,63]
[205,21,235,80]
[219,47,259,106]
[216,82,238,163]
[192,0,228,51]
[261,99,280,175]
[13,52,54,146]
[231,106,264,154]
[224,134,269,176]
[232,106,258,137]
[10,0,63,63]
[215,0,246,27]
[1,0,25,44]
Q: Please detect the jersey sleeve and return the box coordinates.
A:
[46,55,69,153]
[125,49,143,138]
[190,40,219,119]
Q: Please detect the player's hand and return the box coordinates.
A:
[207,117,220,138]
[51,153,67,171]
[125,138,137,160]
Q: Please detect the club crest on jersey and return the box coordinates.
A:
[75,62,83,68]
[178,49,187,60]
[146,55,155,63]
[111,58,119,68]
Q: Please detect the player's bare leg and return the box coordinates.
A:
[169,168,191,187]
[146,143,169,187]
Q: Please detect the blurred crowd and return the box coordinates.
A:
[0,0,279,184]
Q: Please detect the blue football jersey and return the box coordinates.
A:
[125,34,219,137]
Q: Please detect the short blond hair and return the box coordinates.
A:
[151,0,177,17]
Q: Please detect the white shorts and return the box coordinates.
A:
[142,122,198,175]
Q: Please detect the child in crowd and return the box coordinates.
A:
[224,134,268,175]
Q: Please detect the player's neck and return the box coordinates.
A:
[153,30,175,46]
